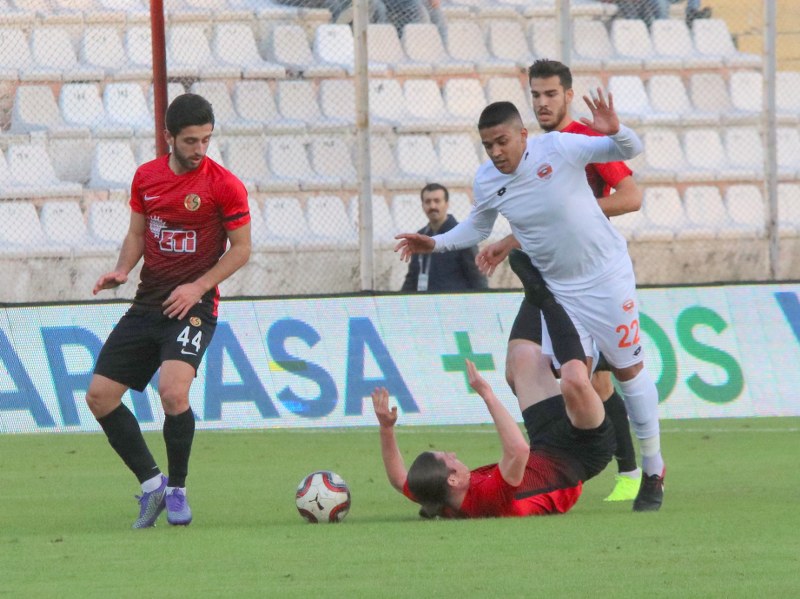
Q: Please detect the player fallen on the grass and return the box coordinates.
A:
[372,252,616,518]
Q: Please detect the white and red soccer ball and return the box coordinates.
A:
[295,470,351,523]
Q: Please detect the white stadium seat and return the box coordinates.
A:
[233,80,304,134]
[309,136,357,190]
[87,199,130,245]
[306,195,357,248]
[402,23,472,75]
[445,21,516,73]
[390,193,423,232]
[367,24,432,76]
[443,78,487,125]
[30,27,103,81]
[0,201,66,256]
[211,22,285,79]
[647,74,719,126]
[639,186,687,241]
[649,19,719,70]
[269,24,345,78]
[682,186,741,239]
[189,81,262,135]
[348,194,396,247]
[277,80,347,132]
[395,135,440,181]
[262,196,309,249]
[683,128,752,182]
[573,19,640,71]
[725,185,766,237]
[89,140,137,190]
[487,20,531,68]
[692,18,761,68]
[167,24,239,79]
[313,24,355,74]
[103,82,153,135]
[401,79,464,132]
[610,19,682,70]
[268,137,340,191]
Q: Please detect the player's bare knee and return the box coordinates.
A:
[158,386,190,416]
[85,388,116,419]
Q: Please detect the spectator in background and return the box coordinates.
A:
[401,183,488,293]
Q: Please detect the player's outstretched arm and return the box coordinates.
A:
[93,211,145,295]
[371,387,407,493]
[475,234,520,276]
[466,360,529,487]
[394,233,435,262]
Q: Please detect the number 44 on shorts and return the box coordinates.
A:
[177,326,202,356]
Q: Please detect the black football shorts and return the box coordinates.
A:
[94,304,217,392]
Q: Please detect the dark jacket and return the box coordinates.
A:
[401,214,488,292]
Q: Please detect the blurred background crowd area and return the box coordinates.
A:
[0,0,798,301]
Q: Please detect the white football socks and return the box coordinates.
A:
[617,368,664,477]
[141,474,163,493]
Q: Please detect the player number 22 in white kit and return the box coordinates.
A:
[616,318,640,348]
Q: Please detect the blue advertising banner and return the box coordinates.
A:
[2,284,799,434]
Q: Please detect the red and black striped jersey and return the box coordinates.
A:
[129,154,249,315]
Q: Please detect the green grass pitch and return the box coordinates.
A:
[1,417,798,598]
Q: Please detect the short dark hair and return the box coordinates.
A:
[528,59,573,91]
[165,93,215,137]
[407,452,450,514]
[478,101,523,130]
[420,183,449,203]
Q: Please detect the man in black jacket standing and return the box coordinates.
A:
[401,183,488,292]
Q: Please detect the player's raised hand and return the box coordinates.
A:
[466,359,493,398]
[92,271,128,295]
[394,233,435,262]
[476,235,519,276]
[371,387,398,428]
[580,87,620,136]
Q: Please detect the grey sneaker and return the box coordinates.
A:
[132,474,167,529]
[166,487,192,526]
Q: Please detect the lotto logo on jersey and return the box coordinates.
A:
[159,229,197,253]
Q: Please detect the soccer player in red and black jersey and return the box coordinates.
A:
[475,59,660,509]
[372,270,615,519]
[85,94,251,528]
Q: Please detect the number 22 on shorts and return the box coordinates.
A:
[616,319,640,348]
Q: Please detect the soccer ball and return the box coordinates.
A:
[295,470,351,523]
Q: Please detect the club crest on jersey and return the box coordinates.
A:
[190,316,202,327]
[622,299,635,313]
[537,163,553,180]
[184,194,201,211]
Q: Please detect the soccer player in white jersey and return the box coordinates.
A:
[395,92,666,511]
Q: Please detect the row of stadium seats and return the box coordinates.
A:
[0,131,484,194]
[6,122,800,198]
[8,68,798,144]
[1,17,759,83]
[3,183,799,258]
[0,0,615,20]
[613,185,800,242]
